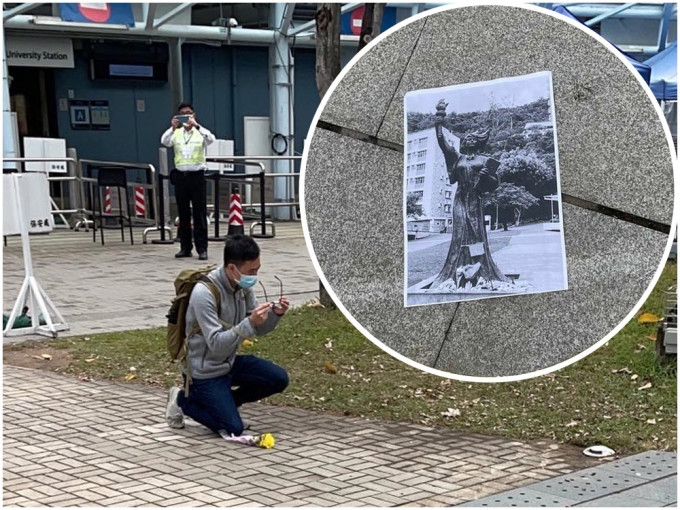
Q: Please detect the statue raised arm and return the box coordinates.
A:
[434,100,460,169]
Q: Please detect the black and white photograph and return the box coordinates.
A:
[404,72,568,307]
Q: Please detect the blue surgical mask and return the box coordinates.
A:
[233,267,257,289]
[238,274,258,289]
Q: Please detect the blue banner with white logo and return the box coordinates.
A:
[60,3,134,27]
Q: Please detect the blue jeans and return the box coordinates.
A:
[177,355,288,436]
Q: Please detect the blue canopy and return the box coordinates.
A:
[552,5,652,85]
[644,42,677,101]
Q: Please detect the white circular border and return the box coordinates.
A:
[300,0,679,384]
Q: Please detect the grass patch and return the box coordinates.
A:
[6,262,676,454]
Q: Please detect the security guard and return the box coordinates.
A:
[161,102,215,260]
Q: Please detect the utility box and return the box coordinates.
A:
[23,137,68,173]
[206,139,234,173]
[657,285,677,358]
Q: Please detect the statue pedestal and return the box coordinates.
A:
[407,275,530,306]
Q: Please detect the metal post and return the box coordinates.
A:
[657,3,674,52]
[270,3,293,220]
[3,41,18,170]
[67,147,79,222]
[208,173,227,242]
[169,38,184,109]
[152,147,173,244]
[584,3,640,27]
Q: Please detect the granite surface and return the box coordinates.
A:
[319,18,426,137]
[435,203,669,377]
[303,5,675,378]
[379,6,674,225]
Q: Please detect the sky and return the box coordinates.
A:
[405,72,553,116]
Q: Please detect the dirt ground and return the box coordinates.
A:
[3,345,72,372]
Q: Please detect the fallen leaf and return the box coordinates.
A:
[242,339,253,347]
[324,361,337,374]
[306,299,325,309]
[612,367,632,374]
[124,373,136,381]
[635,344,647,352]
[638,382,652,391]
[324,338,333,351]
[647,334,657,342]
[441,408,461,419]
[646,419,657,425]
[77,375,92,382]
[631,374,639,381]
[41,353,52,360]
[565,420,579,427]
[129,366,136,372]
[85,358,97,363]
[638,313,660,325]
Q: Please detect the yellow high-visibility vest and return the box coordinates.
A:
[171,128,206,169]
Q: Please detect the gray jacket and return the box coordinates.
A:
[185,266,280,379]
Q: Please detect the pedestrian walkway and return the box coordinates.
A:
[463,451,677,507]
[4,365,599,507]
[4,221,675,507]
[3,223,318,343]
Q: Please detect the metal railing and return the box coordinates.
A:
[5,152,303,243]
[206,155,302,221]
[78,158,171,244]
[204,157,274,239]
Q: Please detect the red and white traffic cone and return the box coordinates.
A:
[104,187,112,214]
[135,186,146,217]
[228,192,245,236]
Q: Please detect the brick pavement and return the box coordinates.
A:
[3,224,318,342]
[4,365,599,507]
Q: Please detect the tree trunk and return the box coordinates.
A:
[315,3,341,98]
[315,3,342,307]
[358,3,385,51]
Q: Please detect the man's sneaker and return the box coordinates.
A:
[165,386,185,429]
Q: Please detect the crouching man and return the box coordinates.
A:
[166,234,289,436]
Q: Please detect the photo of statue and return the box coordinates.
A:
[404,72,568,307]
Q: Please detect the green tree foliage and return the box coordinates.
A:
[406,192,423,218]
[485,183,540,227]
[407,97,557,223]
[498,148,555,190]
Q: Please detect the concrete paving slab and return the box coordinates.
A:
[576,493,667,507]
[3,365,598,507]
[319,18,425,137]
[304,127,670,377]
[596,451,678,481]
[528,468,648,500]
[617,475,677,505]
[305,129,455,367]
[435,204,669,376]
[3,223,317,343]
[372,5,673,224]
[459,487,579,507]
[466,452,677,508]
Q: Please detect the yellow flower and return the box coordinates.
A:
[255,433,275,449]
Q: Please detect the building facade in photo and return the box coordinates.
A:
[406,126,459,233]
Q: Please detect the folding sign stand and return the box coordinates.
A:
[3,173,69,338]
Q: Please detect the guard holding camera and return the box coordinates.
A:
[161,102,215,261]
